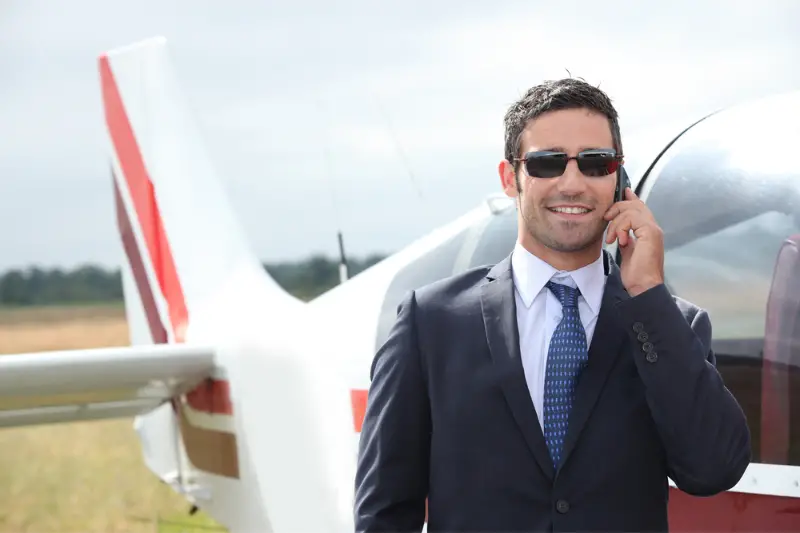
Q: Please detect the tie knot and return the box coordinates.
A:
[546,280,580,308]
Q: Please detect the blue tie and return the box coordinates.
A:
[543,280,589,469]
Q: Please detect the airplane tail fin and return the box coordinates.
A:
[99,38,354,532]
[100,36,299,348]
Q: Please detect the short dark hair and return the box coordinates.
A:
[503,78,622,170]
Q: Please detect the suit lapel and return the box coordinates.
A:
[480,255,555,481]
[558,251,631,471]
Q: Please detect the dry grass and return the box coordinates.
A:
[0,304,225,533]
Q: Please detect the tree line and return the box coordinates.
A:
[0,253,387,306]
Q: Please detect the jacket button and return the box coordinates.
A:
[637,331,648,342]
[556,499,570,513]
[646,351,658,363]
[633,322,644,333]
[642,341,654,352]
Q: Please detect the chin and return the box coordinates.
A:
[549,240,597,253]
[538,228,604,254]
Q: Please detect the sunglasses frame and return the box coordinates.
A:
[514,148,624,179]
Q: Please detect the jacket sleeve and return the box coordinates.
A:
[613,283,752,496]
[354,290,430,532]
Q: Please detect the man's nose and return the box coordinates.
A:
[557,160,587,194]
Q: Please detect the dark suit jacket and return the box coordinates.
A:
[354,250,751,532]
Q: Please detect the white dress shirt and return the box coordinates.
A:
[510,242,607,431]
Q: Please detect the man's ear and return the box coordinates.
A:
[498,159,519,198]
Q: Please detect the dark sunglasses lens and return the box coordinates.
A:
[577,152,619,176]
[525,153,567,178]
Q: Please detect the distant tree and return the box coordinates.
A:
[0,253,388,306]
[0,269,31,305]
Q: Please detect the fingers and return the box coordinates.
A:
[606,211,634,246]
[603,201,634,220]
[603,188,643,220]
[604,188,662,248]
[606,209,655,244]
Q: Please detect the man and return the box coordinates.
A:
[354,78,751,532]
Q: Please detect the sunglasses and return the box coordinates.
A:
[515,149,623,178]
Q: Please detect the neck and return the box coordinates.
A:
[517,235,603,272]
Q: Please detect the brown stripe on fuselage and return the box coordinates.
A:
[176,401,239,478]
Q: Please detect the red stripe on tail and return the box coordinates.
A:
[99,54,188,343]
[100,53,222,416]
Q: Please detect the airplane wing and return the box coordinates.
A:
[0,344,215,427]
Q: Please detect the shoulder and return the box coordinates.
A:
[394,265,494,359]
[416,264,492,303]
[402,263,493,315]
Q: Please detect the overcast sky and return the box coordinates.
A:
[1,0,799,271]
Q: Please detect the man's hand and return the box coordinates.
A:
[604,187,665,297]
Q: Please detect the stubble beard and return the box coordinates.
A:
[521,201,608,254]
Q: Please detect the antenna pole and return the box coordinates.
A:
[316,97,350,286]
[337,230,349,283]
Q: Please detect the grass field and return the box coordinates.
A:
[0,303,226,532]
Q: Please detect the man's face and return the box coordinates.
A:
[500,108,618,259]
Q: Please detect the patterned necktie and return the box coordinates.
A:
[543,280,589,469]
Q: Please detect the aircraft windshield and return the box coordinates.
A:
[645,94,800,341]
[642,92,800,467]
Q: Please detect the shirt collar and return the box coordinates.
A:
[510,241,605,315]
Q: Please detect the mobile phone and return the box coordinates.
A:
[615,165,631,203]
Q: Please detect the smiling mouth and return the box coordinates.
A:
[547,206,592,215]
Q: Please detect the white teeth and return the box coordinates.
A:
[551,207,590,214]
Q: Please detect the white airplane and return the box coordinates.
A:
[1,36,799,532]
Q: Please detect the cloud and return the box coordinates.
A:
[0,0,798,270]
